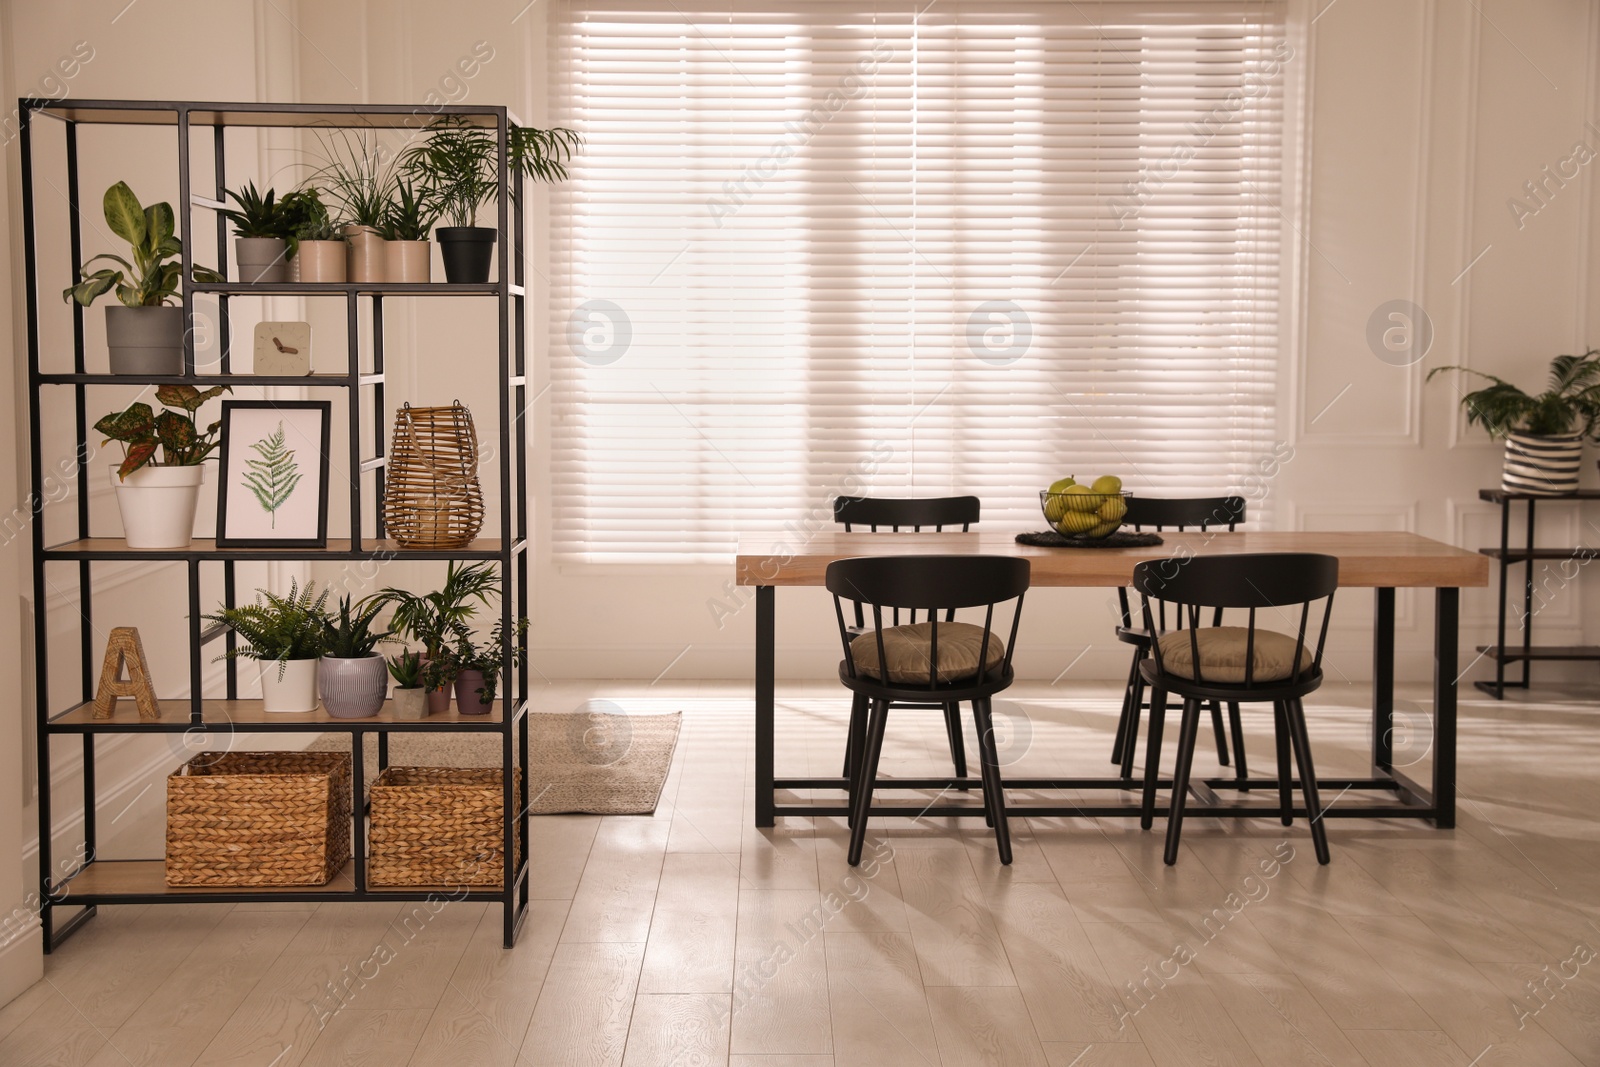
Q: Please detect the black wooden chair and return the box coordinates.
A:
[1133,552,1338,865]
[1110,496,1248,782]
[835,496,981,789]
[826,554,1029,865]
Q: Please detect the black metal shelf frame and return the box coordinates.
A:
[1474,489,1600,699]
[21,97,533,950]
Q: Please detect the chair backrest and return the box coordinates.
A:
[826,555,1029,690]
[1116,496,1247,629]
[1124,495,1246,532]
[1131,553,1338,689]
[834,495,980,532]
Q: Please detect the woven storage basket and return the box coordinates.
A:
[369,766,522,888]
[165,751,352,887]
[384,402,485,548]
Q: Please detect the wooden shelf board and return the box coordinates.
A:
[58,859,356,898]
[1474,644,1600,662]
[43,537,509,561]
[49,698,510,730]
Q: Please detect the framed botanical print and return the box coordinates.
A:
[216,400,331,548]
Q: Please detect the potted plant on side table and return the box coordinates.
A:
[63,181,224,374]
[204,578,330,713]
[281,186,347,283]
[450,617,529,715]
[319,594,392,718]
[387,650,428,720]
[1428,348,1600,495]
[218,181,293,283]
[94,384,230,548]
[399,117,580,283]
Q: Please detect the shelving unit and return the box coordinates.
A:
[1474,488,1600,699]
[21,98,532,949]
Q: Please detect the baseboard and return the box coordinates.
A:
[0,914,42,1008]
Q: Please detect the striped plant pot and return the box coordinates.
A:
[1502,431,1583,496]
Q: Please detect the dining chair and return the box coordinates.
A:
[1110,496,1248,781]
[834,496,981,789]
[1133,552,1338,865]
[826,554,1029,865]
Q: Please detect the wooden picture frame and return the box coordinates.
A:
[216,400,331,548]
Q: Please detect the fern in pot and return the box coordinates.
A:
[63,181,224,375]
[203,579,330,713]
[1428,349,1600,495]
[398,117,579,282]
[319,594,393,718]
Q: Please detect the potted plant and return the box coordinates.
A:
[218,181,292,283]
[386,650,427,720]
[370,560,501,713]
[399,117,580,283]
[318,594,392,718]
[379,178,438,283]
[420,653,457,716]
[280,186,347,283]
[204,579,329,713]
[1428,349,1600,495]
[94,384,230,548]
[314,130,395,283]
[449,617,528,715]
[63,181,224,374]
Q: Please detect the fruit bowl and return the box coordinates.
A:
[1039,489,1129,540]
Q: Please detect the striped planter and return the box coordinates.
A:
[1502,431,1583,496]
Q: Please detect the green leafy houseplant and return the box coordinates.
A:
[313,129,398,230]
[386,649,424,689]
[1427,350,1600,439]
[450,617,529,705]
[379,178,441,242]
[94,384,230,480]
[371,561,500,659]
[218,181,293,238]
[321,594,391,658]
[203,578,330,678]
[62,181,223,307]
[399,118,580,228]
[278,186,344,252]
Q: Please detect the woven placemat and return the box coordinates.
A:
[1015,530,1165,548]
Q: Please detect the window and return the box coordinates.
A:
[550,1,1292,562]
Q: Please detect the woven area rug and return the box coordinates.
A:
[308,708,681,816]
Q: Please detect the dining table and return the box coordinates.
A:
[735,529,1489,829]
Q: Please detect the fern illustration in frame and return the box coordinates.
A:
[216,400,331,548]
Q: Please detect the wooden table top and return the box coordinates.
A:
[735,530,1489,589]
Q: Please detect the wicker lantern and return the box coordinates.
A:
[384,402,485,548]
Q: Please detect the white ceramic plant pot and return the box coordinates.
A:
[110,465,205,549]
[1502,431,1583,496]
[260,658,319,713]
[319,653,388,718]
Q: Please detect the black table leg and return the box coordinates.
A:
[756,584,775,827]
[1372,587,1395,772]
[1432,587,1458,828]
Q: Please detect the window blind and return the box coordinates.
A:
[550,1,1291,563]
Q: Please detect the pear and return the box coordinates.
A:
[1064,484,1100,513]
[1048,476,1077,494]
[1091,474,1122,494]
[1087,519,1120,538]
[1056,511,1099,535]
[1097,496,1127,522]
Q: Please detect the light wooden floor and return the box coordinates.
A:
[4,679,1599,1066]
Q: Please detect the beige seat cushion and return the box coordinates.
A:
[850,621,1005,684]
[1155,626,1311,684]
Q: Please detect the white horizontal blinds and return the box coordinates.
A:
[550,1,1288,562]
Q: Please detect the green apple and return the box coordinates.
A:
[1091,474,1122,494]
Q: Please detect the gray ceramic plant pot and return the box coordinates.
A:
[319,653,388,718]
[391,686,428,720]
[236,236,289,283]
[105,305,184,375]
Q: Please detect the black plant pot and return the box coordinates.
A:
[436,226,497,283]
